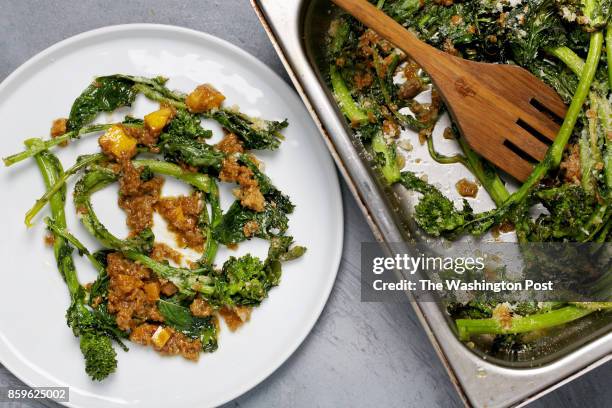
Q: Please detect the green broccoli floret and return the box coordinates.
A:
[67,289,125,381]
[222,236,306,306]
[79,334,118,381]
[166,109,213,140]
[399,171,496,237]
[447,300,494,320]
[223,255,269,305]
[530,185,600,241]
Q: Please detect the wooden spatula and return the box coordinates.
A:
[331,0,567,181]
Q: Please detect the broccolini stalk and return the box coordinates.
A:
[456,305,608,341]
[132,159,211,193]
[426,129,509,207]
[579,133,596,196]
[328,17,350,57]
[3,124,110,167]
[427,135,469,166]
[27,145,123,381]
[123,250,216,298]
[457,137,509,207]
[372,132,401,184]
[25,150,105,227]
[74,168,155,252]
[504,30,603,207]
[133,83,186,109]
[330,65,369,126]
[546,46,585,76]
[25,140,71,281]
[200,180,222,266]
[607,23,612,88]
[45,217,105,274]
[548,40,611,239]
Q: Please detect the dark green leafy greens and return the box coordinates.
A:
[210,109,288,150]
[325,0,612,347]
[7,72,304,380]
[157,299,218,352]
[213,156,295,245]
[29,147,126,381]
[68,75,138,131]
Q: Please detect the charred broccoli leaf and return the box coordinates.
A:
[68,75,138,131]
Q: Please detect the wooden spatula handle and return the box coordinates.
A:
[331,0,451,77]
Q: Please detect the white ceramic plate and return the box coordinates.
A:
[0,24,343,408]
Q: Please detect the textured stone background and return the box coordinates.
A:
[0,1,609,407]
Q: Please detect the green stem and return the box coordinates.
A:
[200,180,221,266]
[132,159,211,192]
[427,134,470,166]
[26,142,80,294]
[372,132,401,184]
[133,84,187,110]
[579,129,596,195]
[457,137,510,207]
[329,65,369,126]
[3,124,110,167]
[456,305,596,341]
[546,46,585,77]
[607,23,612,89]
[45,217,105,274]
[504,31,603,208]
[25,152,105,227]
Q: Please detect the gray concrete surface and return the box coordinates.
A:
[0,1,609,407]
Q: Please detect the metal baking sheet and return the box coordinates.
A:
[251,1,612,406]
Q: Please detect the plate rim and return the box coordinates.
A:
[0,23,344,408]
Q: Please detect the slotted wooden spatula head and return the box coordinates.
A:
[331,0,567,182]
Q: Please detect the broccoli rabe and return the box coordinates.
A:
[7,71,304,380]
[157,299,218,352]
[68,75,138,131]
[326,0,611,346]
[29,147,126,381]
